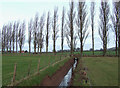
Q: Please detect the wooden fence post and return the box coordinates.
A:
[60,55,61,60]
[37,59,40,73]
[12,63,17,83]
[28,60,32,76]
[49,57,50,66]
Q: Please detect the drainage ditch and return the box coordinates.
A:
[59,58,78,87]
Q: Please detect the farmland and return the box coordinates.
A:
[72,57,118,86]
[2,51,118,86]
[2,53,69,86]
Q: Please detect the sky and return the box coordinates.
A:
[0,0,117,52]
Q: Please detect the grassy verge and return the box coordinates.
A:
[73,57,118,86]
[17,57,70,86]
[2,54,68,86]
[72,58,90,86]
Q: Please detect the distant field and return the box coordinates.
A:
[51,50,117,56]
[2,50,117,56]
[83,57,118,86]
[2,53,68,86]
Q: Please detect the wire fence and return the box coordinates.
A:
[2,54,69,86]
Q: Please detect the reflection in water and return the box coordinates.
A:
[59,58,78,87]
[59,68,72,87]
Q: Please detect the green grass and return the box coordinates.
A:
[73,57,118,86]
[53,50,117,56]
[83,57,118,86]
[18,58,69,86]
[2,53,68,86]
[72,59,90,86]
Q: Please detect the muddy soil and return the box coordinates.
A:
[40,58,74,86]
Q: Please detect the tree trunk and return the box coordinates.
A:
[61,37,63,54]
[13,42,14,53]
[81,43,83,56]
[10,41,11,53]
[103,41,105,56]
[40,47,42,53]
[34,41,36,54]
[7,46,8,52]
[71,22,73,55]
[16,40,17,53]
[53,38,55,54]
[46,45,48,53]
[20,46,22,53]
[116,31,118,56]
[29,42,31,53]
[92,25,94,55]
[38,44,39,53]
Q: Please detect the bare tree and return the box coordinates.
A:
[46,11,51,53]
[2,25,7,52]
[12,22,16,53]
[76,2,89,56]
[73,35,77,51]
[28,19,33,53]
[52,7,59,54]
[9,23,12,53]
[111,2,119,56]
[37,14,45,53]
[98,2,110,56]
[118,2,120,58]
[65,26,71,48]
[33,13,39,53]
[15,21,19,53]
[91,2,95,55]
[6,25,9,52]
[65,25,77,52]
[66,1,75,55]
[61,7,65,53]
[18,21,26,53]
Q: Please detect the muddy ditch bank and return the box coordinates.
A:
[40,58,76,86]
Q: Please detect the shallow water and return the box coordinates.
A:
[59,58,78,87]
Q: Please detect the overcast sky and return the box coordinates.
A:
[0,0,116,52]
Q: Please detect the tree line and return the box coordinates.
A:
[1,1,120,56]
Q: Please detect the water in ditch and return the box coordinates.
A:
[59,58,78,87]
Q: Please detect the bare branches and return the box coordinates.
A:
[52,7,59,53]
[46,11,51,52]
[98,2,110,56]
[38,13,45,53]
[61,7,65,53]
[2,25,7,52]
[18,21,26,53]
[15,21,19,53]
[12,22,16,53]
[33,13,39,53]
[111,2,119,55]
[118,1,120,57]
[91,2,95,55]
[66,1,76,55]
[28,19,33,53]
[76,2,89,55]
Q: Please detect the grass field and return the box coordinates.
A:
[18,58,69,86]
[50,50,117,56]
[73,57,118,86]
[2,51,118,86]
[2,53,69,86]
